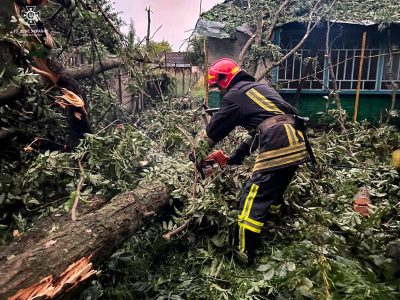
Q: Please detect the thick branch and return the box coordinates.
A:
[0,57,123,106]
[325,21,346,131]
[71,159,85,221]
[66,57,122,80]
[146,6,151,48]
[265,0,291,42]
[249,12,264,76]
[238,34,256,67]
[0,182,169,298]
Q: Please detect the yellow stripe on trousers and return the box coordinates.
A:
[239,184,259,251]
[239,184,258,219]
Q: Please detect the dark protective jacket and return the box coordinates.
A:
[206,74,309,174]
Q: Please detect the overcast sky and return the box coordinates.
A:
[113,0,224,51]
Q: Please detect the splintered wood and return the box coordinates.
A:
[8,256,97,300]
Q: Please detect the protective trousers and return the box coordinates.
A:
[237,166,298,257]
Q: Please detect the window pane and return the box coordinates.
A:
[341,81,351,89]
[364,81,376,90]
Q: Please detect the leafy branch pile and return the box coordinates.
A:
[1,78,399,298]
[82,101,400,299]
[1,0,400,298]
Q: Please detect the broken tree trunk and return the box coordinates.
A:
[0,182,168,299]
[0,57,123,107]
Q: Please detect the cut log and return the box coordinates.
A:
[0,182,168,299]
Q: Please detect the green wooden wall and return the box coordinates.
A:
[207,91,400,125]
[284,93,400,125]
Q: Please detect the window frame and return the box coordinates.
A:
[272,27,399,95]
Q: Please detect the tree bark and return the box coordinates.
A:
[0,57,123,107]
[0,182,168,299]
[66,57,122,80]
[146,7,151,48]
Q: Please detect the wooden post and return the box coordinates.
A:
[182,68,185,95]
[354,31,367,122]
[175,63,177,95]
[204,38,209,106]
[189,66,192,90]
[118,71,123,104]
[145,7,151,48]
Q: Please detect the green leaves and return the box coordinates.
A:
[99,113,400,299]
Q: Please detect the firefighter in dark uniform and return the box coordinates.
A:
[199,58,310,262]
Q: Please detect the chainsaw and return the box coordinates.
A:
[190,150,229,180]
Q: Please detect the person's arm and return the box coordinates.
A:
[206,98,242,144]
[227,132,258,165]
[193,96,241,163]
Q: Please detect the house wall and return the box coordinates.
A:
[280,92,400,125]
[274,23,400,93]
[207,31,251,63]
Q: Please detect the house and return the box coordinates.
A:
[195,18,400,123]
[194,19,253,63]
[273,21,400,123]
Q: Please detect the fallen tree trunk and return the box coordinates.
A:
[63,57,122,80]
[0,57,123,107]
[0,182,168,299]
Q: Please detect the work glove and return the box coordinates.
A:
[227,142,251,165]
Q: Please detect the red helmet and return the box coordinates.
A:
[208,58,241,89]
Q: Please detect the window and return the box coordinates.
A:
[329,48,379,90]
[381,51,400,90]
[277,45,380,92]
[274,25,398,93]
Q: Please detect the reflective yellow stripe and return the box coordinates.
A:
[244,217,264,227]
[290,125,299,143]
[246,185,259,220]
[253,151,307,172]
[246,88,284,114]
[239,222,262,233]
[239,226,245,251]
[238,184,260,252]
[231,66,239,74]
[256,143,306,162]
[284,124,294,146]
[298,130,304,140]
[239,184,258,219]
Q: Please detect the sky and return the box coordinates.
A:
[113,0,224,51]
